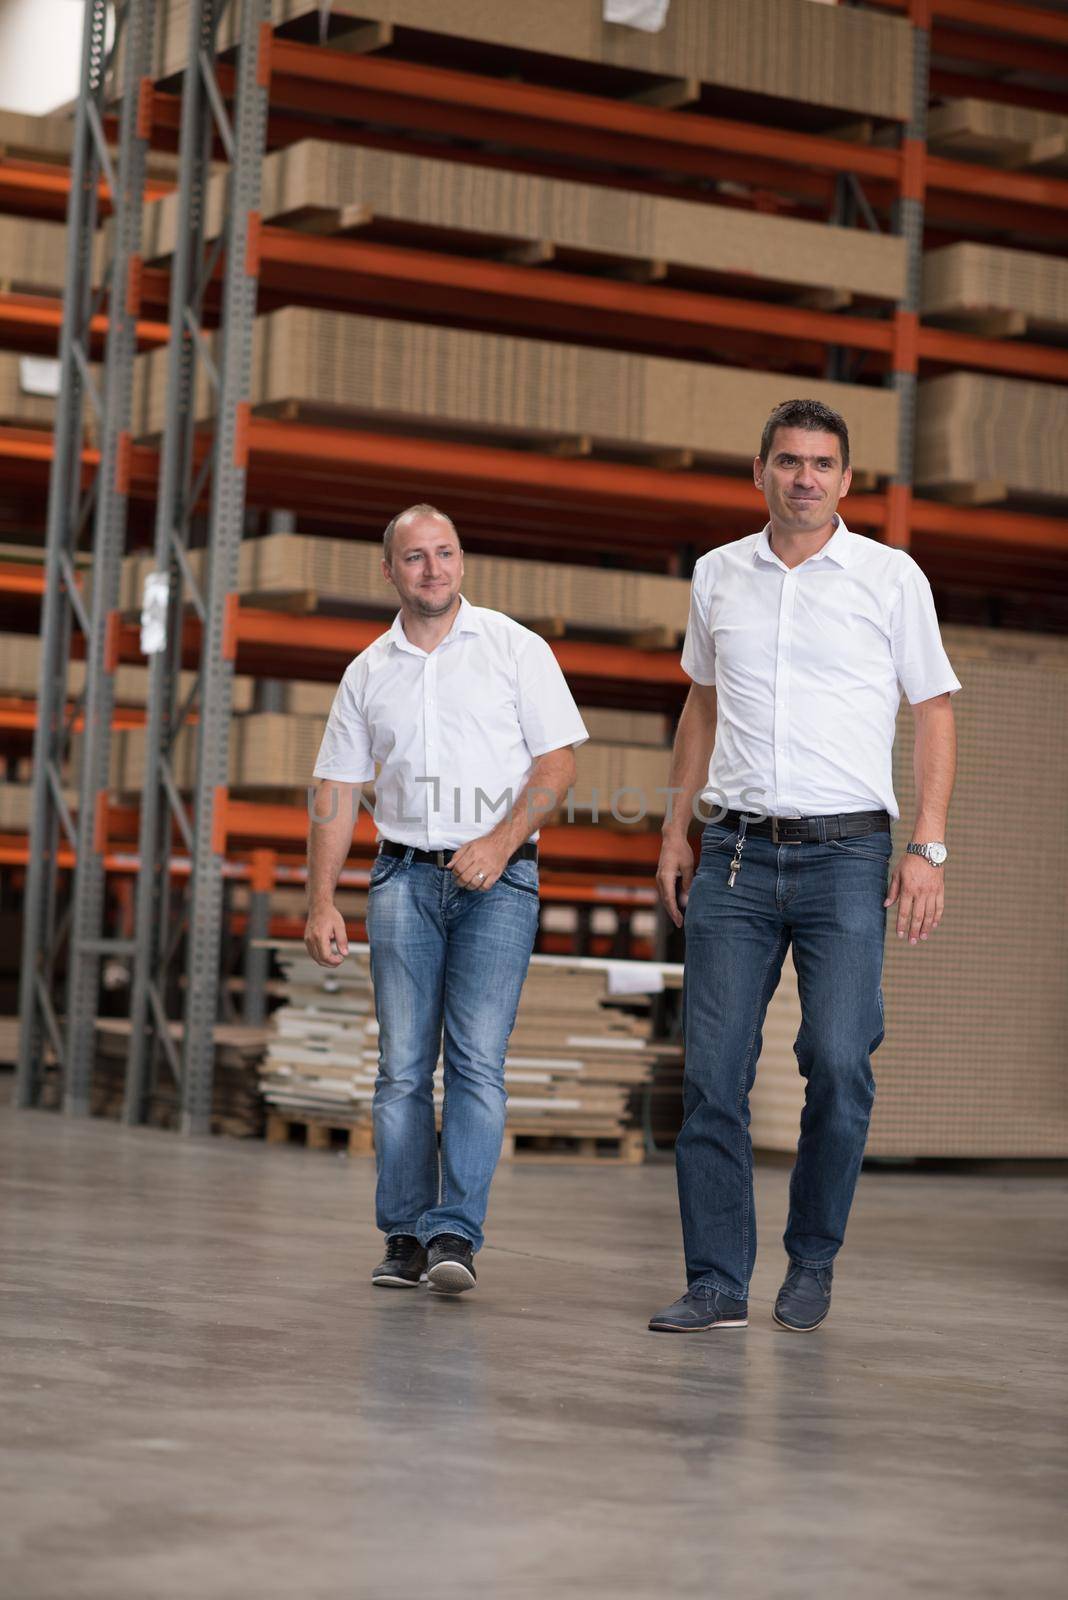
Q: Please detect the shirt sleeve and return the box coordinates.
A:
[312,662,376,782]
[515,632,589,756]
[890,561,962,705]
[680,567,716,685]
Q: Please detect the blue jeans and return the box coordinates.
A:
[365,850,539,1251]
[677,819,892,1300]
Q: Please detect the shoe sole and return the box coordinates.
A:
[372,1273,424,1288]
[772,1307,829,1331]
[427,1260,476,1295]
[648,1317,748,1333]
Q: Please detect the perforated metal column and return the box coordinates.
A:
[125,0,271,1134]
[16,1,152,1113]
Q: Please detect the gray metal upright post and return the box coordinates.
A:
[125,0,270,1134]
[16,2,147,1111]
[63,1,157,1115]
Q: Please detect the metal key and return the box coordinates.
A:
[727,841,745,889]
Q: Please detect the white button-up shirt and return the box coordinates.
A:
[313,596,588,848]
[681,519,961,820]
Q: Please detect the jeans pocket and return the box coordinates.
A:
[498,859,540,897]
[368,853,404,889]
[827,835,893,863]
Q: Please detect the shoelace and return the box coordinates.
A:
[384,1235,420,1261]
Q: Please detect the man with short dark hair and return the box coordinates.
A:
[305,505,587,1295]
[651,399,960,1334]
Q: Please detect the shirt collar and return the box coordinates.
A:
[755,515,855,572]
[388,594,482,655]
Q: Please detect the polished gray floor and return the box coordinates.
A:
[2,1093,1066,1600]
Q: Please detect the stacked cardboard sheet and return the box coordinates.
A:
[922,244,1068,338]
[120,532,690,639]
[148,0,912,121]
[747,625,1068,1158]
[0,351,80,431]
[0,631,254,710]
[0,784,76,832]
[132,307,900,475]
[38,1019,269,1138]
[261,945,667,1146]
[0,108,74,165]
[927,100,1068,173]
[0,219,69,296]
[108,711,671,809]
[915,374,1068,503]
[143,138,906,303]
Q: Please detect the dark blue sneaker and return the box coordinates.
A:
[648,1284,749,1333]
[773,1262,833,1331]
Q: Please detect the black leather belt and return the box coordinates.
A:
[718,808,890,845]
[379,840,538,868]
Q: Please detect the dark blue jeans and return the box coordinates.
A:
[366,850,539,1251]
[677,819,892,1300]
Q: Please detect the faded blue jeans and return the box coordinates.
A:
[678,819,892,1300]
[366,849,539,1251]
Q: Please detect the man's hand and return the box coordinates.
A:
[885,854,944,945]
[657,835,695,928]
[304,903,350,966]
[449,834,514,892]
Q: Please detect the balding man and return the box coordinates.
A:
[305,505,588,1295]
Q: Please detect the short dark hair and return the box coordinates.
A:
[759,399,850,469]
[382,503,459,564]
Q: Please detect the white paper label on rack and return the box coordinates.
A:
[603,0,670,32]
[19,356,61,397]
[606,962,666,995]
[140,571,169,655]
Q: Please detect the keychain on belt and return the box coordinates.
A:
[727,816,749,889]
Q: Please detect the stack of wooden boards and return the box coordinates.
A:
[38,1019,269,1137]
[260,945,672,1160]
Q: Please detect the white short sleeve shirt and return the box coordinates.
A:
[313,596,589,848]
[681,518,962,820]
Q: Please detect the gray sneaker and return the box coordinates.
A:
[648,1284,749,1333]
[773,1262,833,1331]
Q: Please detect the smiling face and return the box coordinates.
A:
[383,511,464,618]
[754,426,852,535]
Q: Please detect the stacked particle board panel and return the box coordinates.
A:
[38,1019,268,1137]
[261,946,663,1150]
[119,532,690,637]
[143,138,907,302]
[746,626,1068,1158]
[915,375,1068,503]
[148,0,912,121]
[922,244,1068,338]
[131,307,900,475]
[927,100,1068,173]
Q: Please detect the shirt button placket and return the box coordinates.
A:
[424,656,438,849]
[775,573,795,811]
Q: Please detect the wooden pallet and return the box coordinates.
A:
[265,1110,373,1155]
[500,1128,645,1165]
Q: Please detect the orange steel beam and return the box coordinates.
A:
[0,559,48,596]
[871,0,1068,44]
[264,42,902,179]
[0,700,150,734]
[0,157,172,221]
[0,291,169,357]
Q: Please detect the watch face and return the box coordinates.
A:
[927,842,948,866]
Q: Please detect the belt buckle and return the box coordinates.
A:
[434,849,446,868]
[771,816,802,845]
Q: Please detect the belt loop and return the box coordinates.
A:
[815,815,827,844]
[404,847,415,866]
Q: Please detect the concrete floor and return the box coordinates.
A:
[2,1096,1066,1600]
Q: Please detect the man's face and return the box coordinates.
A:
[753,427,852,533]
[383,513,464,617]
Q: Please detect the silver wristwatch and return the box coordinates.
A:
[907,841,948,868]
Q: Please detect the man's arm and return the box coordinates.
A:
[656,683,717,928]
[449,746,577,891]
[885,692,957,945]
[304,779,361,966]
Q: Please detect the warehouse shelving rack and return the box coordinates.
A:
[11,0,1067,1130]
